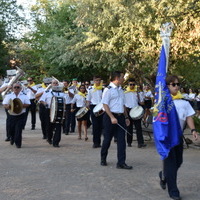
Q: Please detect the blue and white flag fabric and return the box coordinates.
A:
[153,45,182,160]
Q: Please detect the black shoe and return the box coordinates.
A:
[100,160,107,166]
[47,140,52,145]
[116,163,133,170]
[10,140,14,145]
[159,171,166,190]
[128,143,132,147]
[93,144,101,148]
[16,145,21,148]
[43,136,47,139]
[170,196,181,200]
[138,143,147,148]
[5,138,10,142]
[70,130,75,133]
[64,132,69,135]
[53,144,60,148]
[31,127,35,130]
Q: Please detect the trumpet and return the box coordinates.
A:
[1,66,25,99]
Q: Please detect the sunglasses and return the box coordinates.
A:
[14,86,20,89]
[85,84,89,85]
[27,80,33,81]
[129,84,135,86]
[169,83,180,87]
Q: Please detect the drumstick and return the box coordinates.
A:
[117,123,132,136]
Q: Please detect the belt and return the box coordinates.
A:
[112,112,123,116]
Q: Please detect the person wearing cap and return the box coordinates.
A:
[2,82,30,148]
[39,79,66,147]
[24,77,38,130]
[35,78,52,139]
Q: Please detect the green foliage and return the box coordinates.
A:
[20,0,199,85]
[0,0,26,77]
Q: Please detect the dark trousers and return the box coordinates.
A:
[101,113,126,165]
[90,105,103,145]
[63,104,71,133]
[46,109,62,145]
[5,109,11,139]
[8,113,25,147]
[24,99,36,128]
[70,109,76,132]
[164,140,183,197]
[39,104,47,138]
[126,110,144,145]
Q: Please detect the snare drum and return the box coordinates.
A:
[93,103,104,117]
[129,106,144,120]
[50,96,65,123]
[75,107,89,119]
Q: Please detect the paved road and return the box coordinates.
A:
[0,105,199,200]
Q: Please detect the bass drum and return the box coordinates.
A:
[129,106,144,120]
[50,96,65,123]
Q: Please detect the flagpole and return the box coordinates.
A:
[159,22,174,182]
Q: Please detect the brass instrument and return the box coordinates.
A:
[8,98,23,114]
[1,67,25,99]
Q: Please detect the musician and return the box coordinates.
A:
[159,75,198,200]
[143,85,154,123]
[68,78,79,133]
[124,79,146,148]
[84,81,91,92]
[196,89,200,118]
[0,70,15,142]
[71,85,88,140]
[2,82,30,148]
[62,80,74,135]
[188,88,196,108]
[35,78,52,139]
[24,77,37,130]
[86,76,103,148]
[39,79,66,147]
[100,71,132,169]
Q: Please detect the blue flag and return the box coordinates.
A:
[153,45,182,160]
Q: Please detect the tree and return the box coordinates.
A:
[24,0,199,86]
[0,0,25,76]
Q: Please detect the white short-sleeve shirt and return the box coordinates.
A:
[124,92,139,108]
[71,94,86,108]
[174,99,195,130]
[86,87,102,105]
[26,85,38,100]
[101,82,124,113]
[2,91,31,115]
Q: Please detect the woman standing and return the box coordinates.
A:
[71,85,89,141]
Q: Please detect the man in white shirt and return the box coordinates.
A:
[86,76,103,148]
[100,71,132,170]
[40,80,66,147]
[24,77,37,130]
[2,82,30,148]
[124,79,146,148]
